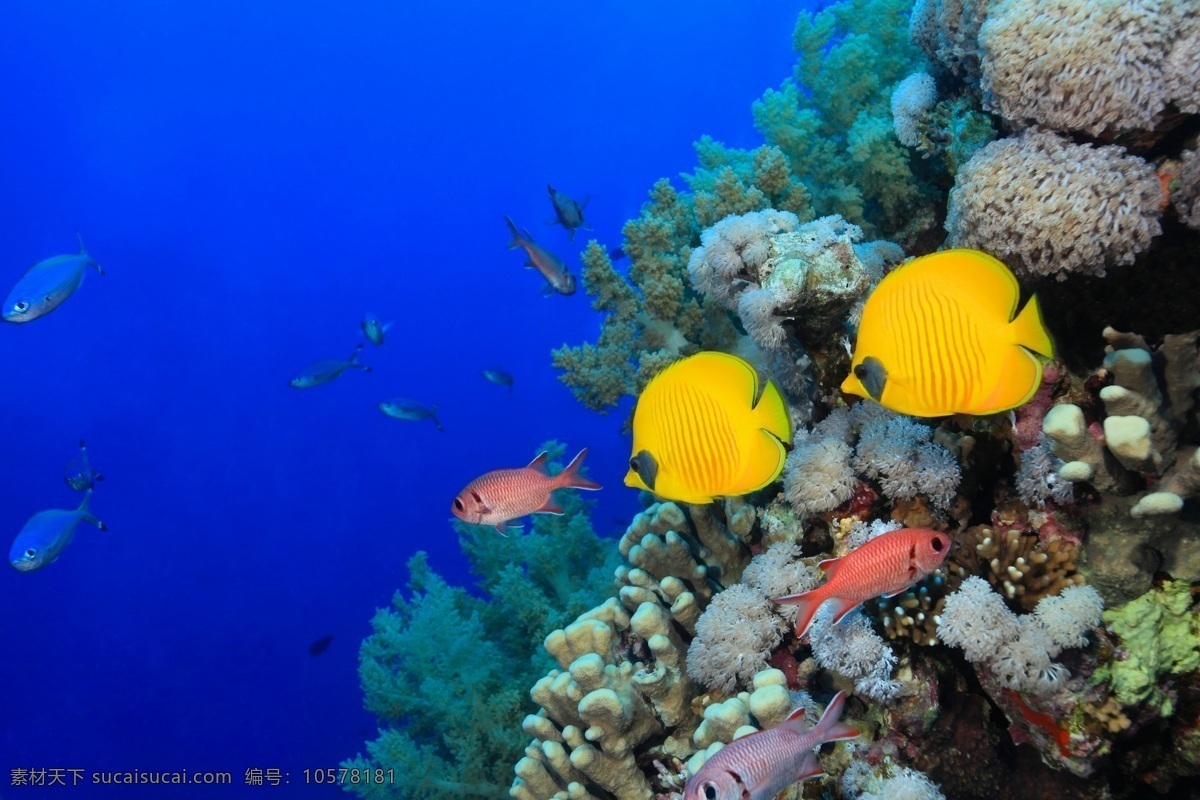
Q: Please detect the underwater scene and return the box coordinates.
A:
[2,0,1199,798]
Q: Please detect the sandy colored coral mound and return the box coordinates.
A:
[945,128,1162,280]
[979,0,1200,135]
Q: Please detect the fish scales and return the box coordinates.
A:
[777,528,951,637]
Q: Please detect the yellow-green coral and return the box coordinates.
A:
[1094,580,1200,716]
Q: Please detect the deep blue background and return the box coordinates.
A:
[0,1,808,795]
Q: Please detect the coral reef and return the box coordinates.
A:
[1043,329,1200,519]
[944,129,1163,281]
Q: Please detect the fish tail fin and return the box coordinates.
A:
[1011,294,1054,358]
[78,490,107,531]
[775,589,825,638]
[348,343,371,371]
[742,378,792,491]
[558,448,602,491]
[78,233,103,276]
[432,405,444,432]
[504,216,524,249]
[806,690,858,743]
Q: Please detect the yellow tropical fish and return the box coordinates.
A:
[625,351,793,504]
[840,249,1054,417]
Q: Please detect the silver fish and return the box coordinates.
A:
[683,691,858,800]
[481,368,514,391]
[504,216,576,296]
[289,343,371,388]
[64,440,103,492]
[361,312,393,346]
[3,240,103,323]
[378,398,443,431]
[547,184,589,241]
[9,490,106,572]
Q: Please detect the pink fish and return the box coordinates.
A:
[777,527,951,637]
[683,690,858,800]
[451,448,601,535]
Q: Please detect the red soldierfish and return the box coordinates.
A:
[504,216,576,296]
[451,449,601,535]
[777,527,951,638]
[683,690,858,800]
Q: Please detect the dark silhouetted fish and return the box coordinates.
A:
[547,184,590,241]
[309,634,334,657]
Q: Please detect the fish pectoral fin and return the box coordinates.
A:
[493,524,510,537]
[827,596,862,625]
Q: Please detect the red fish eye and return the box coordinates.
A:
[453,498,464,511]
[931,537,944,552]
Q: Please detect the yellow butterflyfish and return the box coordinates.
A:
[624,351,793,504]
[840,248,1054,417]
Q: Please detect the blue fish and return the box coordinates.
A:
[3,240,103,323]
[64,440,103,492]
[289,343,371,388]
[361,312,393,346]
[9,490,106,572]
[378,398,443,431]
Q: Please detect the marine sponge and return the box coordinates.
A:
[978,0,1200,136]
[1094,579,1200,716]
[945,128,1163,281]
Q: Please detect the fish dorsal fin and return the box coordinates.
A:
[818,556,844,581]
[783,706,808,726]
[526,452,550,474]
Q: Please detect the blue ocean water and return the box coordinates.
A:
[0,1,808,795]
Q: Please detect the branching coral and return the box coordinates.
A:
[752,0,940,243]
[945,129,1163,281]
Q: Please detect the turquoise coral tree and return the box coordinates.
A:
[342,443,619,800]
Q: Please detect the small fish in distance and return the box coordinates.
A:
[9,490,106,572]
[452,449,600,536]
[776,527,952,638]
[3,238,103,323]
[683,690,858,800]
[481,368,514,391]
[504,216,576,296]
[64,440,103,492]
[309,634,334,657]
[289,343,371,388]
[361,312,393,346]
[378,398,443,431]
[547,184,590,242]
